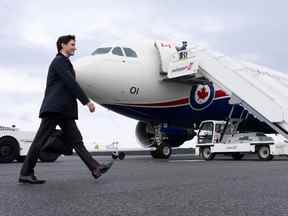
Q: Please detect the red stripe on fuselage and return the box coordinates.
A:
[215,89,228,98]
[118,90,229,107]
[126,97,189,107]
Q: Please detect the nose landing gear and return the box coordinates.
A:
[150,142,172,159]
[112,151,126,160]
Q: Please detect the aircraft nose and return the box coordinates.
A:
[73,56,96,92]
[73,56,94,75]
[73,56,107,103]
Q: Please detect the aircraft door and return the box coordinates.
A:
[154,40,198,78]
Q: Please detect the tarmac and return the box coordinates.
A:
[1,154,288,216]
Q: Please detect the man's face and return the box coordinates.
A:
[62,39,77,56]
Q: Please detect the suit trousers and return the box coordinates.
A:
[20,117,100,176]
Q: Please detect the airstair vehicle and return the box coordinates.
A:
[155,41,288,160]
[155,41,288,141]
[194,118,288,161]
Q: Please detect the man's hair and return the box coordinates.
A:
[56,35,75,52]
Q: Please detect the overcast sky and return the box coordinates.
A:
[1,0,288,150]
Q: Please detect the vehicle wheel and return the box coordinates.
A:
[151,143,172,159]
[200,147,215,161]
[257,145,271,161]
[39,150,60,162]
[0,136,19,163]
[231,153,244,160]
[118,152,126,160]
[267,154,274,161]
[112,152,118,160]
[16,155,26,163]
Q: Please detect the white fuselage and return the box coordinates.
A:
[73,40,232,128]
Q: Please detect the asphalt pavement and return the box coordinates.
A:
[1,154,288,216]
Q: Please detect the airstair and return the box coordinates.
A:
[155,41,288,139]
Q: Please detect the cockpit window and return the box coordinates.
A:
[112,47,124,56]
[123,47,138,58]
[91,47,112,55]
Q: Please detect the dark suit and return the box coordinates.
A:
[20,52,98,176]
[39,52,90,119]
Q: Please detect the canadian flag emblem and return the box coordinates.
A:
[195,85,210,104]
[189,83,214,110]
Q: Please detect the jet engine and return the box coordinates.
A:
[135,121,196,159]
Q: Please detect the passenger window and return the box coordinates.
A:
[123,47,138,58]
[91,47,112,55]
[112,47,124,56]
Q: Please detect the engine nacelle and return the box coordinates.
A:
[135,121,154,148]
[135,121,196,148]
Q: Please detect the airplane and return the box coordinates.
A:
[73,39,288,159]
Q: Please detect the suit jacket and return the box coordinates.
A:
[39,52,90,119]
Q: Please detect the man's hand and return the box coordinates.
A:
[87,101,96,112]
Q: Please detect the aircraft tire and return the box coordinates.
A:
[118,152,126,160]
[150,150,159,159]
[150,143,172,159]
[112,152,118,160]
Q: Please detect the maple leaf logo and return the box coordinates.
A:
[197,87,209,100]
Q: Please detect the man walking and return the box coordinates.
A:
[19,35,113,184]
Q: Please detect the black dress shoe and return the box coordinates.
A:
[91,167,102,179]
[99,160,114,174]
[91,160,114,179]
[18,175,46,184]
